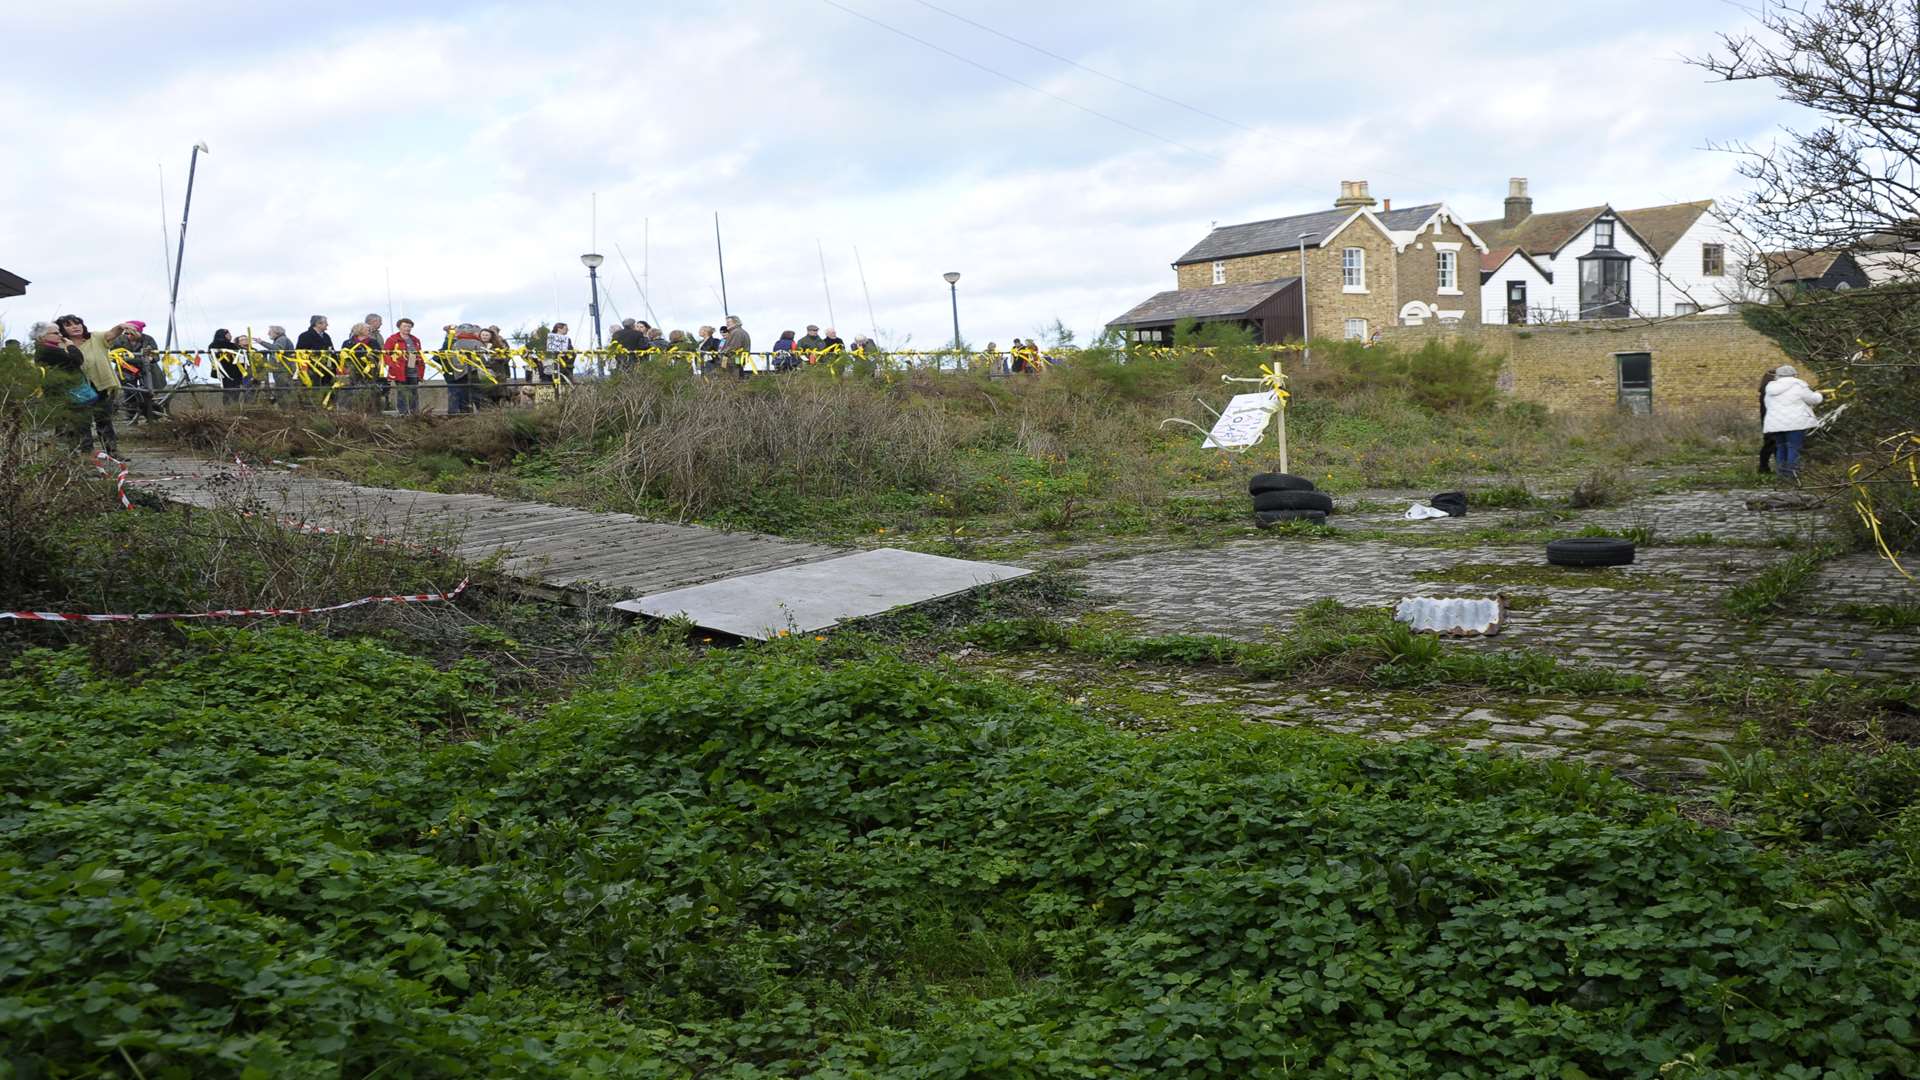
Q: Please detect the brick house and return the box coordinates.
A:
[1108,181,1489,344]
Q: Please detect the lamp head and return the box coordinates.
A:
[942,271,961,285]
[195,141,211,154]
[580,253,604,269]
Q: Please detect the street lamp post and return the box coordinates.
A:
[163,141,211,355]
[943,271,962,357]
[580,254,605,368]
[1296,232,1313,362]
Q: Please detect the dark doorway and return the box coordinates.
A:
[1616,352,1652,415]
[1507,281,1527,325]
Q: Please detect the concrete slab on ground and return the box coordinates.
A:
[617,548,1031,639]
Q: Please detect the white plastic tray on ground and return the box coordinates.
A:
[1393,596,1506,636]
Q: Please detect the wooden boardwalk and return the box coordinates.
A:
[128,452,846,599]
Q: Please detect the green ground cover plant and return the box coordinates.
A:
[4,630,1918,1077]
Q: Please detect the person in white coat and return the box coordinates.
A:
[1762,364,1824,480]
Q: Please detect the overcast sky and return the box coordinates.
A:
[2,0,1797,351]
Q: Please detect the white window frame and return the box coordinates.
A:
[1211,260,1226,285]
[1673,302,1701,316]
[1436,250,1459,293]
[1342,247,1366,292]
[1344,318,1369,340]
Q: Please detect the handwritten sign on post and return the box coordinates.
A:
[1201,391,1280,449]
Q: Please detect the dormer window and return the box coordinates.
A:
[1212,260,1226,285]
[1594,219,1616,249]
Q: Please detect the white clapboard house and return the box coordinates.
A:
[1471,179,1757,324]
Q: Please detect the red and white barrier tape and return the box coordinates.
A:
[91,452,132,510]
[1,578,469,623]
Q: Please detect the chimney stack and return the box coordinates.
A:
[1334,180,1377,210]
[1504,177,1533,227]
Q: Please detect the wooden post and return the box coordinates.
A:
[1275,402,1288,473]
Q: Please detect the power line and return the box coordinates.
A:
[814,0,1219,162]
[912,0,1252,133]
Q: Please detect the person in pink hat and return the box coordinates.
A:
[112,319,163,422]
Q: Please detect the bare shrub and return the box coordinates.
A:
[578,371,977,517]
[1569,467,1630,509]
[0,392,110,599]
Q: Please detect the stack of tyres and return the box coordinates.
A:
[1249,473,1333,528]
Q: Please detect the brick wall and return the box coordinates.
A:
[1174,221,1400,341]
[1394,218,1482,324]
[1376,314,1797,413]
[1176,248,1314,290]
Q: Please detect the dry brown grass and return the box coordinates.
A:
[570,372,977,516]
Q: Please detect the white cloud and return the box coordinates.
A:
[0,0,1803,351]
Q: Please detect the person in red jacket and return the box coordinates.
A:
[383,318,425,415]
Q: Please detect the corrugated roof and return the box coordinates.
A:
[1618,200,1713,258]
[1174,208,1362,265]
[1107,278,1300,327]
[1468,206,1607,256]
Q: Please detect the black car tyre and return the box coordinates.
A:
[1249,472,1316,495]
[1255,509,1328,528]
[1545,537,1636,567]
[1252,490,1335,513]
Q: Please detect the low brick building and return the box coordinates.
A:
[1110,181,1490,344]
[1378,314,1795,415]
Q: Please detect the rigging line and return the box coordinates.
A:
[613,242,660,326]
[817,239,837,328]
[912,0,1251,132]
[814,0,1219,162]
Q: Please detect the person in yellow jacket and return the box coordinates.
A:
[45,314,134,454]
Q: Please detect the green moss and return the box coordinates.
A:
[1414,563,1656,590]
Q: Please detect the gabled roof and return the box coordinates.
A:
[1762,249,1845,286]
[1378,203,1444,232]
[0,267,26,300]
[1481,246,1553,282]
[1468,206,1608,257]
[1617,200,1714,258]
[1108,277,1299,328]
[1473,199,1711,260]
[1174,207,1372,265]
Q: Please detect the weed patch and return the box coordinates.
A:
[960,601,1649,697]
[1414,562,1656,591]
[1724,545,1840,621]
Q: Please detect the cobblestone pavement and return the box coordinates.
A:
[1336,489,1831,545]
[1072,537,1920,682]
[995,475,1918,781]
[967,654,1738,786]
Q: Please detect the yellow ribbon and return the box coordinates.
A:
[1258,362,1291,406]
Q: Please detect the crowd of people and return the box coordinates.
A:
[20,305,996,453]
